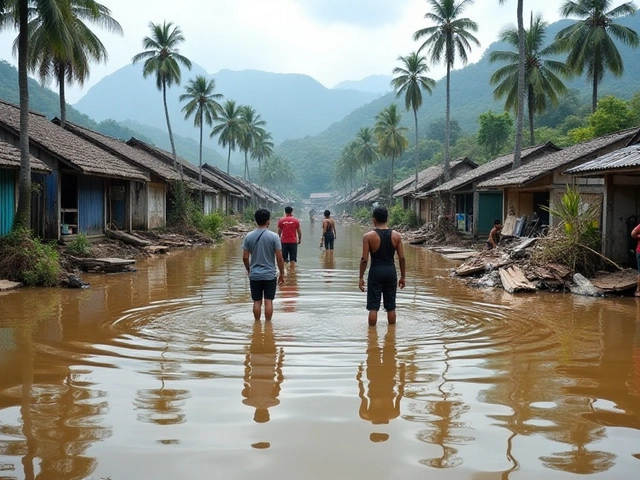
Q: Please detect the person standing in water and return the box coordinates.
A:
[359,207,406,327]
[242,209,285,321]
[277,206,302,268]
[321,210,337,251]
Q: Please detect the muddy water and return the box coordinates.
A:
[0,220,639,480]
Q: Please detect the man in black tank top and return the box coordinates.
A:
[359,207,406,326]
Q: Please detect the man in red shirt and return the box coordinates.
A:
[277,206,302,267]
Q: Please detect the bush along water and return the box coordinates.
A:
[66,233,91,257]
[0,228,61,286]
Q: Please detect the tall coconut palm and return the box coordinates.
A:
[238,105,266,181]
[250,130,274,189]
[555,0,639,113]
[490,14,570,145]
[374,104,409,199]
[0,0,72,228]
[18,0,122,128]
[498,0,526,169]
[132,21,191,171]
[179,75,223,198]
[211,99,242,174]
[354,126,379,185]
[414,0,479,181]
[392,52,435,195]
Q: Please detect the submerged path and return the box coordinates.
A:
[0,220,639,479]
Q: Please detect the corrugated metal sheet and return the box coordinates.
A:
[0,169,15,236]
[78,175,104,235]
[566,145,640,174]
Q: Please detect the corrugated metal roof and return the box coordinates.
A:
[566,144,640,174]
[478,128,640,188]
[0,100,149,182]
[427,143,559,195]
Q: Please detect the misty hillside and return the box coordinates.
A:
[334,75,393,94]
[74,64,380,145]
[277,15,640,194]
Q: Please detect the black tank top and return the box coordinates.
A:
[371,229,395,266]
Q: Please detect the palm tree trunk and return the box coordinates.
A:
[444,62,451,182]
[162,81,180,173]
[58,64,67,128]
[513,0,525,170]
[592,66,599,113]
[227,144,231,174]
[14,0,31,230]
[413,107,419,196]
[390,155,395,203]
[528,87,535,145]
[198,112,203,204]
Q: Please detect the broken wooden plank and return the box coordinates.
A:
[547,263,572,279]
[455,264,486,277]
[512,237,538,253]
[443,252,478,261]
[106,228,151,247]
[590,269,637,293]
[0,280,22,291]
[499,265,537,293]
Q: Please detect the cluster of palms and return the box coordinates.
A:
[337,0,639,199]
[131,20,279,195]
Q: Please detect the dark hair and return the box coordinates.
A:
[494,218,502,225]
[254,208,271,226]
[372,206,388,223]
[284,206,293,214]
[324,210,330,217]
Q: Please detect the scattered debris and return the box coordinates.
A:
[590,269,637,294]
[0,279,22,291]
[570,273,604,297]
[499,265,537,293]
[70,256,136,274]
[62,274,90,289]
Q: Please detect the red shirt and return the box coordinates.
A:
[633,224,640,253]
[278,216,300,244]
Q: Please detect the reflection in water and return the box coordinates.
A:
[280,269,299,313]
[357,327,404,439]
[242,322,284,423]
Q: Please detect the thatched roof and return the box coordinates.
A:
[394,157,477,198]
[428,143,560,195]
[566,143,640,176]
[357,188,381,203]
[341,184,370,203]
[0,139,51,173]
[0,100,148,181]
[478,128,640,188]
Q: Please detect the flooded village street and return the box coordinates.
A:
[1,221,639,480]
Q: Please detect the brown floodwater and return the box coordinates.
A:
[0,220,639,480]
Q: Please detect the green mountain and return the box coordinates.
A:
[277,15,640,195]
[74,64,380,145]
[0,60,225,166]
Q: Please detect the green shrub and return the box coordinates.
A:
[195,212,225,239]
[388,203,420,229]
[354,207,371,222]
[66,233,91,257]
[0,228,60,286]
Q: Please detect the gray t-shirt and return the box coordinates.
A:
[242,227,282,281]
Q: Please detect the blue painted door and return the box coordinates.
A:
[78,176,105,235]
[0,169,15,236]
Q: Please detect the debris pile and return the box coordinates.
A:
[403,224,474,248]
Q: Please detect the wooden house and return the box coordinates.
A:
[477,128,640,236]
[566,141,640,265]
[0,139,51,237]
[0,100,149,240]
[202,163,251,213]
[426,143,560,236]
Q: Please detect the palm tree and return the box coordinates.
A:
[374,104,409,199]
[414,0,479,181]
[555,0,639,113]
[490,14,570,145]
[238,105,267,182]
[179,75,223,198]
[19,0,122,128]
[354,126,378,185]
[261,156,294,191]
[392,52,435,195]
[211,99,242,174]
[1,0,73,228]
[132,21,192,171]
[250,130,274,189]
[498,0,526,169]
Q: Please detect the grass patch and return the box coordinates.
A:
[66,233,91,257]
[0,228,60,286]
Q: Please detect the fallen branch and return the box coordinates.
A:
[578,243,623,271]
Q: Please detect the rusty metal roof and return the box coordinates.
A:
[566,143,640,175]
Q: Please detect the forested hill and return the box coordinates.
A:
[277,15,640,194]
[0,60,227,170]
[74,64,381,145]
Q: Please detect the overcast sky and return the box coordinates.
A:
[0,0,614,103]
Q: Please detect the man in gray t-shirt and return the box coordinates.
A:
[242,208,285,321]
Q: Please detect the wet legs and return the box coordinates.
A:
[253,300,274,321]
[368,309,396,327]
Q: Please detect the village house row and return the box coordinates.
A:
[339,127,640,267]
[0,99,286,241]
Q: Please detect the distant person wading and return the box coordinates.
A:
[321,210,337,252]
[277,206,302,268]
